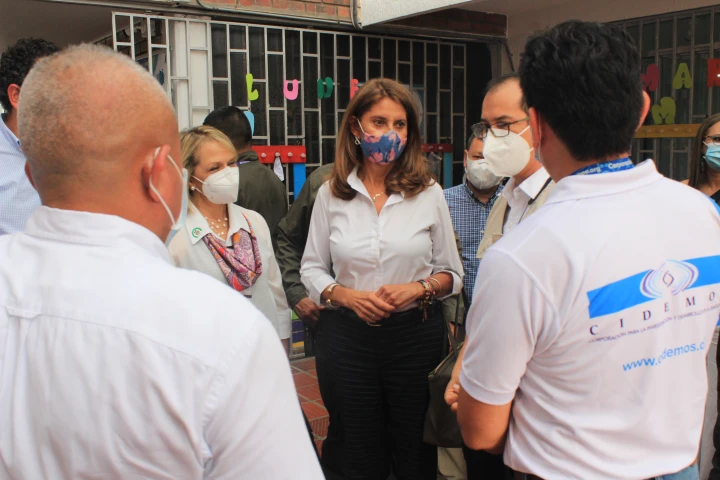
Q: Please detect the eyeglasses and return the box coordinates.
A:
[705,135,720,146]
[471,117,530,139]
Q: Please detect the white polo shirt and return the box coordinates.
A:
[461,160,720,479]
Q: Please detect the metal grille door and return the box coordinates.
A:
[112,12,468,198]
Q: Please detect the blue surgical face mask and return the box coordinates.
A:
[148,148,188,246]
[704,143,720,172]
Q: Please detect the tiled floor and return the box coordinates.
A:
[292,357,327,455]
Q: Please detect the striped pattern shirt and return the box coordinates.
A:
[0,114,40,235]
[444,181,503,302]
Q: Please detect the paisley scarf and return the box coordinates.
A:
[202,213,263,291]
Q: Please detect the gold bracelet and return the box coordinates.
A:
[325,283,340,307]
[427,277,441,293]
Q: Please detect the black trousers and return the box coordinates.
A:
[463,445,513,480]
[315,306,444,480]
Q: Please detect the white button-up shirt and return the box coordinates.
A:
[300,169,463,307]
[169,203,291,339]
[0,206,323,479]
[0,114,40,235]
[501,166,551,234]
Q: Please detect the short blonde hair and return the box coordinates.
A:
[180,126,237,182]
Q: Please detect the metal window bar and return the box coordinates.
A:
[615,7,720,179]
[113,12,468,198]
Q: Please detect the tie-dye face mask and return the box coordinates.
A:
[356,119,407,165]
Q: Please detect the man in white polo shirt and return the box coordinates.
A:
[445,73,553,480]
[457,20,720,480]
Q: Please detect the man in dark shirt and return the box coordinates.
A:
[204,107,287,249]
[277,163,334,329]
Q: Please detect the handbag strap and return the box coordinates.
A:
[445,288,466,358]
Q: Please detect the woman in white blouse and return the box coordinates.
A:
[169,126,291,349]
[300,78,463,480]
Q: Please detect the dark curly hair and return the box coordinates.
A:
[519,21,644,162]
[0,38,59,112]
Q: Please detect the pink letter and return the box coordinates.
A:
[284,79,299,101]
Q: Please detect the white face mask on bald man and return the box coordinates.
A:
[482,126,534,178]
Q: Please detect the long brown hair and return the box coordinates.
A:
[689,114,720,189]
[329,78,431,200]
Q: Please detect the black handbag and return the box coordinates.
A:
[423,290,466,448]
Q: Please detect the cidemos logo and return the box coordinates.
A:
[192,228,202,239]
[640,260,698,299]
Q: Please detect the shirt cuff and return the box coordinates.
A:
[277,309,292,340]
[459,369,515,406]
[286,287,309,309]
[309,275,336,305]
[433,269,463,299]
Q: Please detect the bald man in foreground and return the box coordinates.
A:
[0,45,323,479]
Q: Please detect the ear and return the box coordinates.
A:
[349,115,362,140]
[7,84,21,110]
[142,145,172,203]
[24,162,36,189]
[637,91,651,130]
[463,150,469,170]
[529,107,541,150]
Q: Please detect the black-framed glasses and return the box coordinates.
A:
[471,117,530,139]
[705,135,720,146]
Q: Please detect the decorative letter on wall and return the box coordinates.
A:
[672,63,692,89]
[707,59,720,87]
[284,80,299,101]
[243,110,255,136]
[246,74,259,101]
[641,64,659,92]
[350,79,359,99]
[317,77,334,99]
[651,97,676,125]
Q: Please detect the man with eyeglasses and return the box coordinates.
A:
[474,73,553,249]
[444,73,552,480]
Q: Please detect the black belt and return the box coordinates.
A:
[336,303,441,327]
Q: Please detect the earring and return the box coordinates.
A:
[354,136,361,146]
[190,184,196,191]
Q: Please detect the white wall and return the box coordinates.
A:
[501,0,720,73]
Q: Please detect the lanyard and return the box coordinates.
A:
[571,157,634,176]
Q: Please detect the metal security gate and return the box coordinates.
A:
[112,12,468,199]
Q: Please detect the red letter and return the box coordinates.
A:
[641,64,658,92]
[707,59,720,87]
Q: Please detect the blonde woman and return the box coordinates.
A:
[169,126,291,348]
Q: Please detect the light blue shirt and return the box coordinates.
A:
[0,114,40,235]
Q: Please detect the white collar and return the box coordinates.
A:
[347,167,404,206]
[546,159,661,205]
[185,202,249,245]
[25,206,171,262]
[502,166,550,202]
